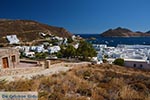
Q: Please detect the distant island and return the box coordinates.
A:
[100,27,150,37]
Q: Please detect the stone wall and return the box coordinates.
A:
[50,62,90,68]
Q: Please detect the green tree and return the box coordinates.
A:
[67,38,73,43]
[102,58,108,63]
[59,45,76,58]
[63,45,76,58]
[113,58,124,66]
[77,41,97,60]
[35,52,49,59]
[56,51,63,58]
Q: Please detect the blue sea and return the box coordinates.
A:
[78,34,150,47]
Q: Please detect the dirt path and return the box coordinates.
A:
[0,66,71,82]
[0,62,90,82]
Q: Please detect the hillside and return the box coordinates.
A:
[0,19,72,43]
[100,27,150,37]
[1,63,150,100]
[146,30,150,34]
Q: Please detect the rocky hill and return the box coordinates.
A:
[146,30,150,34]
[0,19,72,43]
[100,27,150,37]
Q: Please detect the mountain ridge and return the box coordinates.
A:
[100,27,150,37]
[0,19,72,43]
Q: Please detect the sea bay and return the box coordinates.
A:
[78,34,150,47]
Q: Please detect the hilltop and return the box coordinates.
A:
[0,19,72,43]
[1,63,150,100]
[100,27,150,37]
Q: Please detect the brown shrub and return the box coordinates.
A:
[119,85,143,100]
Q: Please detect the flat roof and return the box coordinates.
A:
[0,47,18,52]
[107,58,147,63]
[124,59,147,62]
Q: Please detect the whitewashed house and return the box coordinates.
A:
[18,46,30,52]
[97,51,103,61]
[73,43,79,49]
[48,46,61,54]
[24,52,35,58]
[39,32,46,37]
[63,38,68,44]
[53,36,63,41]
[6,35,20,44]
[124,59,150,70]
[30,46,36,51]
[35,45,44,53]
[72,35,76,41]
[91,57,102,64]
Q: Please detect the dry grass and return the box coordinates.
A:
[1,63,150,100]
[119,85,141,100]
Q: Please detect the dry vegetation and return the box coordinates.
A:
[1,64,150,100]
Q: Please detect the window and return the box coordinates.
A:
[12,55,16,62]
[133,64,136,67]
[140,64,143,68]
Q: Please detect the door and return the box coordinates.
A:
[2,57,9,68]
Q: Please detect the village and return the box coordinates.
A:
[0,33,92,81]
[94,44,150,70]
[6,33,79,59]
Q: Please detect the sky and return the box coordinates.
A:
[0,0,150,34]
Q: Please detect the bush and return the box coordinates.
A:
[35,52,49,59]
[103,59,108,63]
[113,58,124,66]
[56,51,63,58]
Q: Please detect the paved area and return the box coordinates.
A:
[16,62,38,68]
[0,65,72,82]
[0,62,90,82]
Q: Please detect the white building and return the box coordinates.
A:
[24,52,35,58]
[72,35,76,41]
[107,58,150,70]
[124,59,150,70]
[73,43,79,49]
[22,46,30,52]
[6,35,20,44]
[30,46,36,51]
[48,46,61,54]
[53,36,63,41]
[39,32,46,37]
[63,38,68,44]
[95,44,150,70]
[35,45,44,53]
